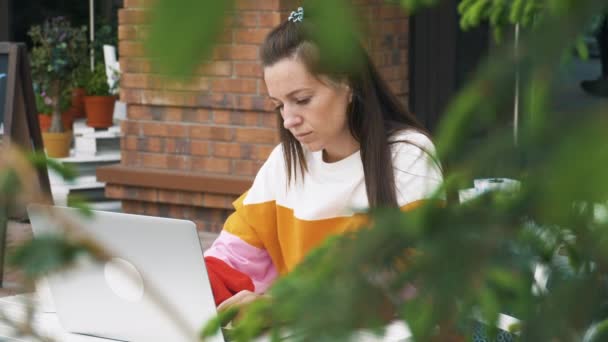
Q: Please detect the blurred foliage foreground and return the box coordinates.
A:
[3,0,608,341]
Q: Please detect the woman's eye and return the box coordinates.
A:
[296,98,310,105]
[274,105,283,112]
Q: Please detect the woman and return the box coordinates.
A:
[204,6,443,311]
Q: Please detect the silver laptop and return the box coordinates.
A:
[27,204,224,342]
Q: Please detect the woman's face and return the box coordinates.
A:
[264,57,357,161]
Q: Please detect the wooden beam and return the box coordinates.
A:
[97,165,253,195]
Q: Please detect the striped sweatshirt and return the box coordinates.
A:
[204,130,443,305]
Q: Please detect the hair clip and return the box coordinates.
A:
[288,7,304,23]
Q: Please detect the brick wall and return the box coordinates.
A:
[101,0,409,233]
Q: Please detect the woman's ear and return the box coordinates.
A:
[342,83,353,103]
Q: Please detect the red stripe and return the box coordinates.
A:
[205,256,255,306]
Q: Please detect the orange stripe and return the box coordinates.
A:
[224,197,441,275]
[400,199,426,211]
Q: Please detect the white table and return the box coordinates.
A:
[0,294,108,341]
[0,293,414,342]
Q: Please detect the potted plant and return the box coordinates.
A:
[34,83,73,132]
[83,63,117,128]
[28,17,87,158]
[69,64,89,119]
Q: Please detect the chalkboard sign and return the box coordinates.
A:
[0,42,52,210]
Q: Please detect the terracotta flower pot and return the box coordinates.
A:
[84,96,116,128]
[71,88,87,118]
[38,110,74,132]
[38,114,52,132]
[42,131,72,158]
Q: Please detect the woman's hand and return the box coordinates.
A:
[217,290,261,313]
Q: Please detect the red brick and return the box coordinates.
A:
[235,28,271,44]
[145,137,164,152]
[158,189,180,204]
[186,192,205,207]
[211,79,257,94]
[196,62,233,76]
[189,126,234,141]
[235,95,269,111]
[121,150,140,166]
[105,184,125,199]
[205,93,237,108]
[121,200,140,214]
[202,193,231,209]
[125,186,158,202]
[139,90,198,107]
[167,155,192,170]
[192,157,232,174]
[251,144,275,160]
[119,41,146,57]
[124,0,154,8]
[240,111,263,126]
[118,9,150,25]
[129,74,211,92]
[236,0,279,11]
[212,110,231,125]
[140,122,188,137]
[212,142,243,158]
[121,120,141,135]
[234,62,262,77]
[136,26,150,40]
[167,123,189,137]
[144,202,160,216]
[127,105,154,120]
[259,12,282,27]
[141,153,168,169]
[163,107,182,122]
[191,140,211,156]
[122,135,138,150]
[183,108,212,123]
[165,138,191,154]
[235,127,276,144]
[121,73,148,89]
[216,29,234,44]
[233,11,258,27]
[213,44,259,61]
[120,59,154,73]
[118,26,137,40]
[168,204,184,218]
[120,89,142,104]
[233,160,264,176]
[140,122,164,136]
[262,112,279,128]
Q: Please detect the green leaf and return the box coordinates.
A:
[200,307,238,340]
[67,195,93,218]
[146,0,235,78]
[35,155,77,182]
[0,169,20,196]
[8,235,91,279]
[575,36,590,60]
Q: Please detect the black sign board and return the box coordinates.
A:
[0,42,52,211]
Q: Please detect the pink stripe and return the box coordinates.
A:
[204,230,278,293]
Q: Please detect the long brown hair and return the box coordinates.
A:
[261,13,428,208]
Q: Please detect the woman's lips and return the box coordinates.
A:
[294,132,313,140]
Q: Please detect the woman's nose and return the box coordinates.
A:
[283,108,303,129]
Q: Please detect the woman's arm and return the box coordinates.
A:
[204,225,277,305]
[203,145,284,306]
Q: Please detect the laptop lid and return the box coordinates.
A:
[27,204,224,342]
